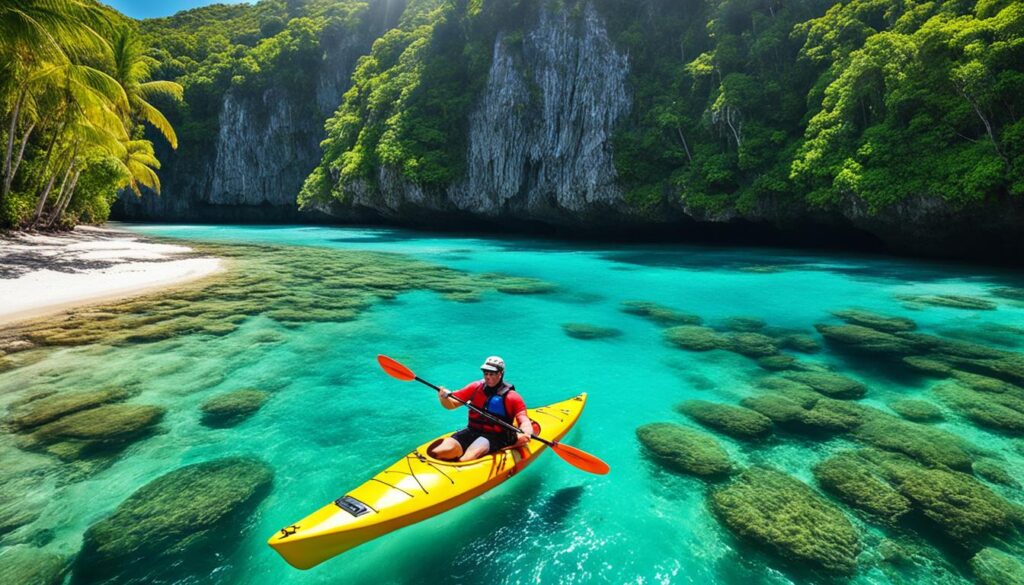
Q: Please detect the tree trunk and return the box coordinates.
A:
[28,117,66,193]
[46,169,80,229]
[675,126,693,163]
[4,121,35,197]
[32,160,72,228]
[2,91,26,202]
[955,85,1006,165]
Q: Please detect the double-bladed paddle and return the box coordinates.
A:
[377,354,610,475]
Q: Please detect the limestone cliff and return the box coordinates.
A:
[318,2,635,227]
[115,1,404,222]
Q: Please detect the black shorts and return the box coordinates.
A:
[451,427,516,453]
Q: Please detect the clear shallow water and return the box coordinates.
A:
[2,224,1023,584]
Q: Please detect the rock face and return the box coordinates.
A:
[114,1,403,222]
[331,2,631,226]
[452,4,630,221]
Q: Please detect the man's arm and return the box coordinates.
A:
[508,393,532,446]
[438,382,476,409]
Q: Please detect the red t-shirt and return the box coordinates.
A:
[453,380,527,428]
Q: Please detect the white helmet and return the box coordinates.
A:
[480,355,505,372]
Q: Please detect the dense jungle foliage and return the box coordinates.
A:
[300,0,1024,215]
[4,0,1021,229]
[135,0,370,173]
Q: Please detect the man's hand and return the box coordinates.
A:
[438,386,451,398]
[514,431,530,447]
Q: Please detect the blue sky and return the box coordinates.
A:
[105,0,257,19]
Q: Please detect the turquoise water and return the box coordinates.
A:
[2,224,1023,584]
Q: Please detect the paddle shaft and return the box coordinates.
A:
[414,376,559,449]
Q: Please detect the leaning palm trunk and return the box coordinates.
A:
[32,159,73,228]
[27,117,67,194]
[45,169,80,228]
[2,91,26,201]
[4,121,35,197]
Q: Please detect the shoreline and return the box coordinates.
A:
[0,225,222,329]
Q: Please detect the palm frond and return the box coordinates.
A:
[137,98,178,149]
[137,80,184,102]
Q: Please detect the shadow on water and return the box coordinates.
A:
[536,485,585,528]
[599,248,1024,287]
[327,233,421,245]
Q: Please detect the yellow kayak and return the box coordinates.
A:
[268,392,588,569]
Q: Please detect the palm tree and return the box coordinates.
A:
[108,26,183,149]
[1,0,109,208]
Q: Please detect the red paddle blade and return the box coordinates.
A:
[549,442,610,475]
[377,355,416,381]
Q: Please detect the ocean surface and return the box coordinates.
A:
[1,224,1022,584]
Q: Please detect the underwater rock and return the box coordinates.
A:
[991,288,1024,301]
[778,334,821,353]
[709,467,861,575]
[888,399,944,422]
[0,356,16,373]
[813,451,911,525]
[951,371,1024,396]
[757,377,822,407]
[740,395,806,425]
[832,310,917,333]
[973,459,1019,488]
[723,332,778,357]
[875,537,961,584]
[0,546,68,585]
[723,317,766,332]
[5,388,133,431]
[852,415,974,471]
[898,294,997,310]
[200,389,271,428]
[76,457,274,580]
[967,355,1024,387]
[0,476,46,535]
[801,398,870,432]
[933,383,1024,434]
[783,371,867,400]
[991,287,1024,301]
[26,404,165,460]
[560,323,622,340]
[815,324,916,355]
[901,356,955,377]
[663,326,725,351]
[620,301,702,326]
[675,400,773,440]
[756,355,799,371]
[899,333,1007,360]
[636,423,731,477]
[489,275,557,295]
[971,547,1024,585]
[871,454,1019,550]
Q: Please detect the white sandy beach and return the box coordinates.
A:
[0,225,221,327]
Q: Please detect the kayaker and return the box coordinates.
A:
[431,356,533,461]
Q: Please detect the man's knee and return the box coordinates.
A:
[459,437,490,461]
[431,438,462,459]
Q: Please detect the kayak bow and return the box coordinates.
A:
[268,392,588,569]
